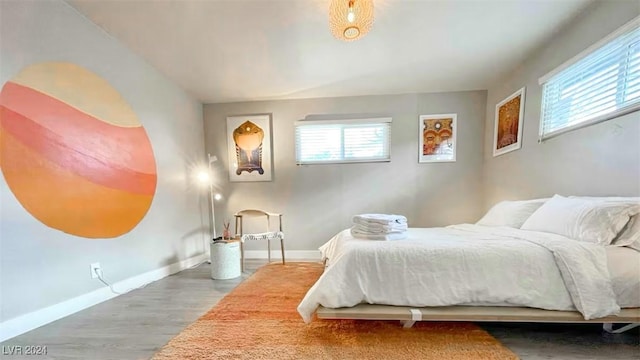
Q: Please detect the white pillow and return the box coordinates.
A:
[477,199,548,228]
[569,196,640,250]
[614,215,640,250]
[521,195,640,245]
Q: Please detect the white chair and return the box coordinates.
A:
[234,209,284,271]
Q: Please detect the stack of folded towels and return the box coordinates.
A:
[350,214,408,240]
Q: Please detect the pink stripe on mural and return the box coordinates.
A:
[0,81,156,175]
[1,106,156,196]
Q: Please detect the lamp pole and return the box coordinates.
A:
[208,154,218,241]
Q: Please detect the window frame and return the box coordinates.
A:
[294,117,392,165]
[538,16,640,141]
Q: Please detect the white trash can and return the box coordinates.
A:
[210,241,241,280]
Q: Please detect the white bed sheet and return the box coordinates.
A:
[320,232,640,308]
[298,225,622,323]
[606,246,640,308]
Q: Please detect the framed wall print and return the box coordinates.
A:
[226,114,273,182]
[493,87,525,157]
[418,113,457,163]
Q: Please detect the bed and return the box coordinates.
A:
[297,196,640,333]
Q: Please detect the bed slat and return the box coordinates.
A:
[316,305,640,323]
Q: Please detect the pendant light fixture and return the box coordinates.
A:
[329,0,374,41]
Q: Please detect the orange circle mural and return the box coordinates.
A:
[0,62,157,238]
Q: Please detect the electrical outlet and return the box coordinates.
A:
[90,262,102,279]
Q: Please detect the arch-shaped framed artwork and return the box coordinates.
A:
[226,114,273,182]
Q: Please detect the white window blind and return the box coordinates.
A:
[539,16,640,141]
[295,117,392,164]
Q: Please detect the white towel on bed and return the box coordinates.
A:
[352,223,408,234]
[353,214,407,226]
[350,227,408,240]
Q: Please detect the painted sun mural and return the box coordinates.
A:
[0,62,157,238]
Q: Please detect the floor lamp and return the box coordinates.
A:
[198,154,221,263]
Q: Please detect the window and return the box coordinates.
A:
[295,117,391,164]
[539,17,640,140]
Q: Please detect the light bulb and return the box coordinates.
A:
[214,193,222,201]
[347,1,355,23]
[196,170,210,184]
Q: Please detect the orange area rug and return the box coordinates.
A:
[151,262,517,359]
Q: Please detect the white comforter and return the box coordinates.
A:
[297,224,620,323]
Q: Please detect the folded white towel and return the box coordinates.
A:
[350,227,408,241]
[352,223,408,234]
[353,214,408,226]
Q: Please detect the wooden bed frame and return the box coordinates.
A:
[316,304,640,333]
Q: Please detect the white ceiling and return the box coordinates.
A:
[68,0,593,104]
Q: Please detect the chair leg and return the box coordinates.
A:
[280,238,285,265]
[267,239,271,263]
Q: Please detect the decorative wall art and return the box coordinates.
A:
[226,114,273,182]
[418,113,457,163]
[0,62,157,238]
[494,87,525,157]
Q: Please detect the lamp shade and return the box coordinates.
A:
[329,0,374,41]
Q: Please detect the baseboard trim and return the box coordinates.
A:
[243,250,321,260]
[0,253,208,342]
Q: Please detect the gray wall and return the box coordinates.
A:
[0,0,206,321]
[204,91,487,251]
[482,0,640,207]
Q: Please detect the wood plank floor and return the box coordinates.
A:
[1,259,638,360]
